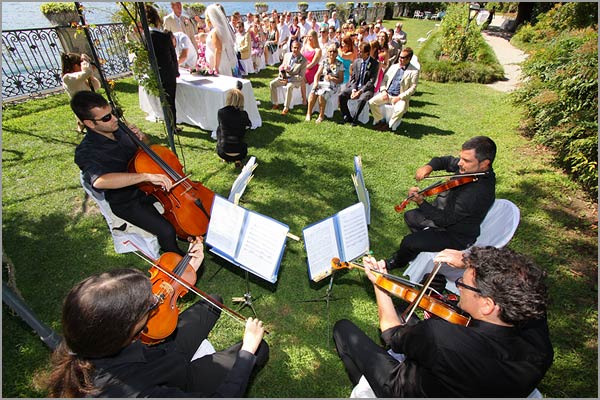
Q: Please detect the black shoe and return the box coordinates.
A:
[351,121,358,127]
[342,115,353,124]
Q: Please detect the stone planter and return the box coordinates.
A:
[42,11,80,27]
[183,6,206,19]
[297,4,309,13]
[255,5,268,14]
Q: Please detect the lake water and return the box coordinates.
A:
[2,2,330,30]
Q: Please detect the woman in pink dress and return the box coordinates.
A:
[300,30,322,105]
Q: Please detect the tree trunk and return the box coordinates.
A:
[512,2,535,32]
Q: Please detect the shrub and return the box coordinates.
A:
[40,2,77,14]
[326,2,336,11]
[513,27,598,196]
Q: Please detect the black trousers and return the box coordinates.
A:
[170,296,269,396]
[163,78,177,127]
[333,319,401,397]
[110,194,183,255]
[388,226,470,270]
[339,87,373,122]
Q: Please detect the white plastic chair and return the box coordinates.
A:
[403,199,520,294]
[80,173,160,259]
[417,30,433,46]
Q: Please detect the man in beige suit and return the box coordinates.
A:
[163,2,196,44]
[368,47,419,131]
[269,40,307,115]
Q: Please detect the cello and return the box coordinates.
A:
[331,257,470,326]
[119,120,215,239]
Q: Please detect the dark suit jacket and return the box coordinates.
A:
[149,29,179,86]
[348,56,379,94]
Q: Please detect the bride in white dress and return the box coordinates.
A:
[205,4,237,76]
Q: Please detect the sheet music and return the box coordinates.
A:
[205,196,246,257]
[353,155,371,224]
[337,203,369,261]
[303,217,340,281]
[236,212,288,282]
[228,156,257,202]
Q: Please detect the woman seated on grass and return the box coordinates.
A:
[305,43,344,123]
[217,88,251,168]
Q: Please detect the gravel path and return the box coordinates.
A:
[481,16,529,93]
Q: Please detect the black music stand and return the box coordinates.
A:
[232,270,259,316]
[300,271,344,345]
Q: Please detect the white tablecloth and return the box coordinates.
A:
[139,69,262,132]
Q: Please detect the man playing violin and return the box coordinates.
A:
[333,247,554,397]
[387,136,497,271]
[44,239,269,397]
[72,91,183,255]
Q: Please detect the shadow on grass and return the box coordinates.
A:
[397,121,454,138]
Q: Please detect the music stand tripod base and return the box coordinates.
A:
[232,270,259,316]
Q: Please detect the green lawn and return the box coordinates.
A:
[2,17,597,398]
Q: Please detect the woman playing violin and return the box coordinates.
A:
[333,247,554,397]
[387,136,497,271]
[72,91,183,255]
[45,240,269,397]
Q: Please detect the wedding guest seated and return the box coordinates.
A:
[338,42,379,126]
[269,40,307,116]
[216,89,251,169]
[368,47,419,132]
[305,44,344,123]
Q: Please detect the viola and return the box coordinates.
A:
[119,120,215,239]
[331,258,470,326]
[394,175,479,213]
[140,245,261,345]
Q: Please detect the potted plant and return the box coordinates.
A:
[183,3,206,19]
[373,2,383,8]
[297,2,309,12]
[361,2,369,8]
[254,2,268,14]
[326,2,337,11]
[346,2,355,9]
[40,2,79,26]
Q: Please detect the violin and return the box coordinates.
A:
[394,175,479,213]
[119,120,215,240]
[331,258,470,326]
[140,245,263,345]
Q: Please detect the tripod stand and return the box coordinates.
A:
[232,270,259,316]
[300,271,343,344]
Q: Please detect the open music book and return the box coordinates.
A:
[228,156,258,203]
[303,203,370,282]
[205,195,288,284]
[352,155,371,224]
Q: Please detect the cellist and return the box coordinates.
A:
[45,239,269,397]
[333,247,554,397]
[387,136,497,271]
[72,91,183,255]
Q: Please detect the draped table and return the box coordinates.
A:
[139,69,262,133]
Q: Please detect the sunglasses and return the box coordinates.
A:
[399,55,410,59]
[88,111,115,123]
[132,295,161,339]
[455,277,482,294]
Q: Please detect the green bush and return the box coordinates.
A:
[40,2,76,14]
[513,27,598,196]
[418,19,504,83]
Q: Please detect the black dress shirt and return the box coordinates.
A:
[91,340,257,397]
[74,127,143,206]
[381,318,554,397]
[420,155,496,245]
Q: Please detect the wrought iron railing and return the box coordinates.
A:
[2,23,132,102]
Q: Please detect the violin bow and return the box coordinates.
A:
[421,172,487,180]
[400,261,443,324]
